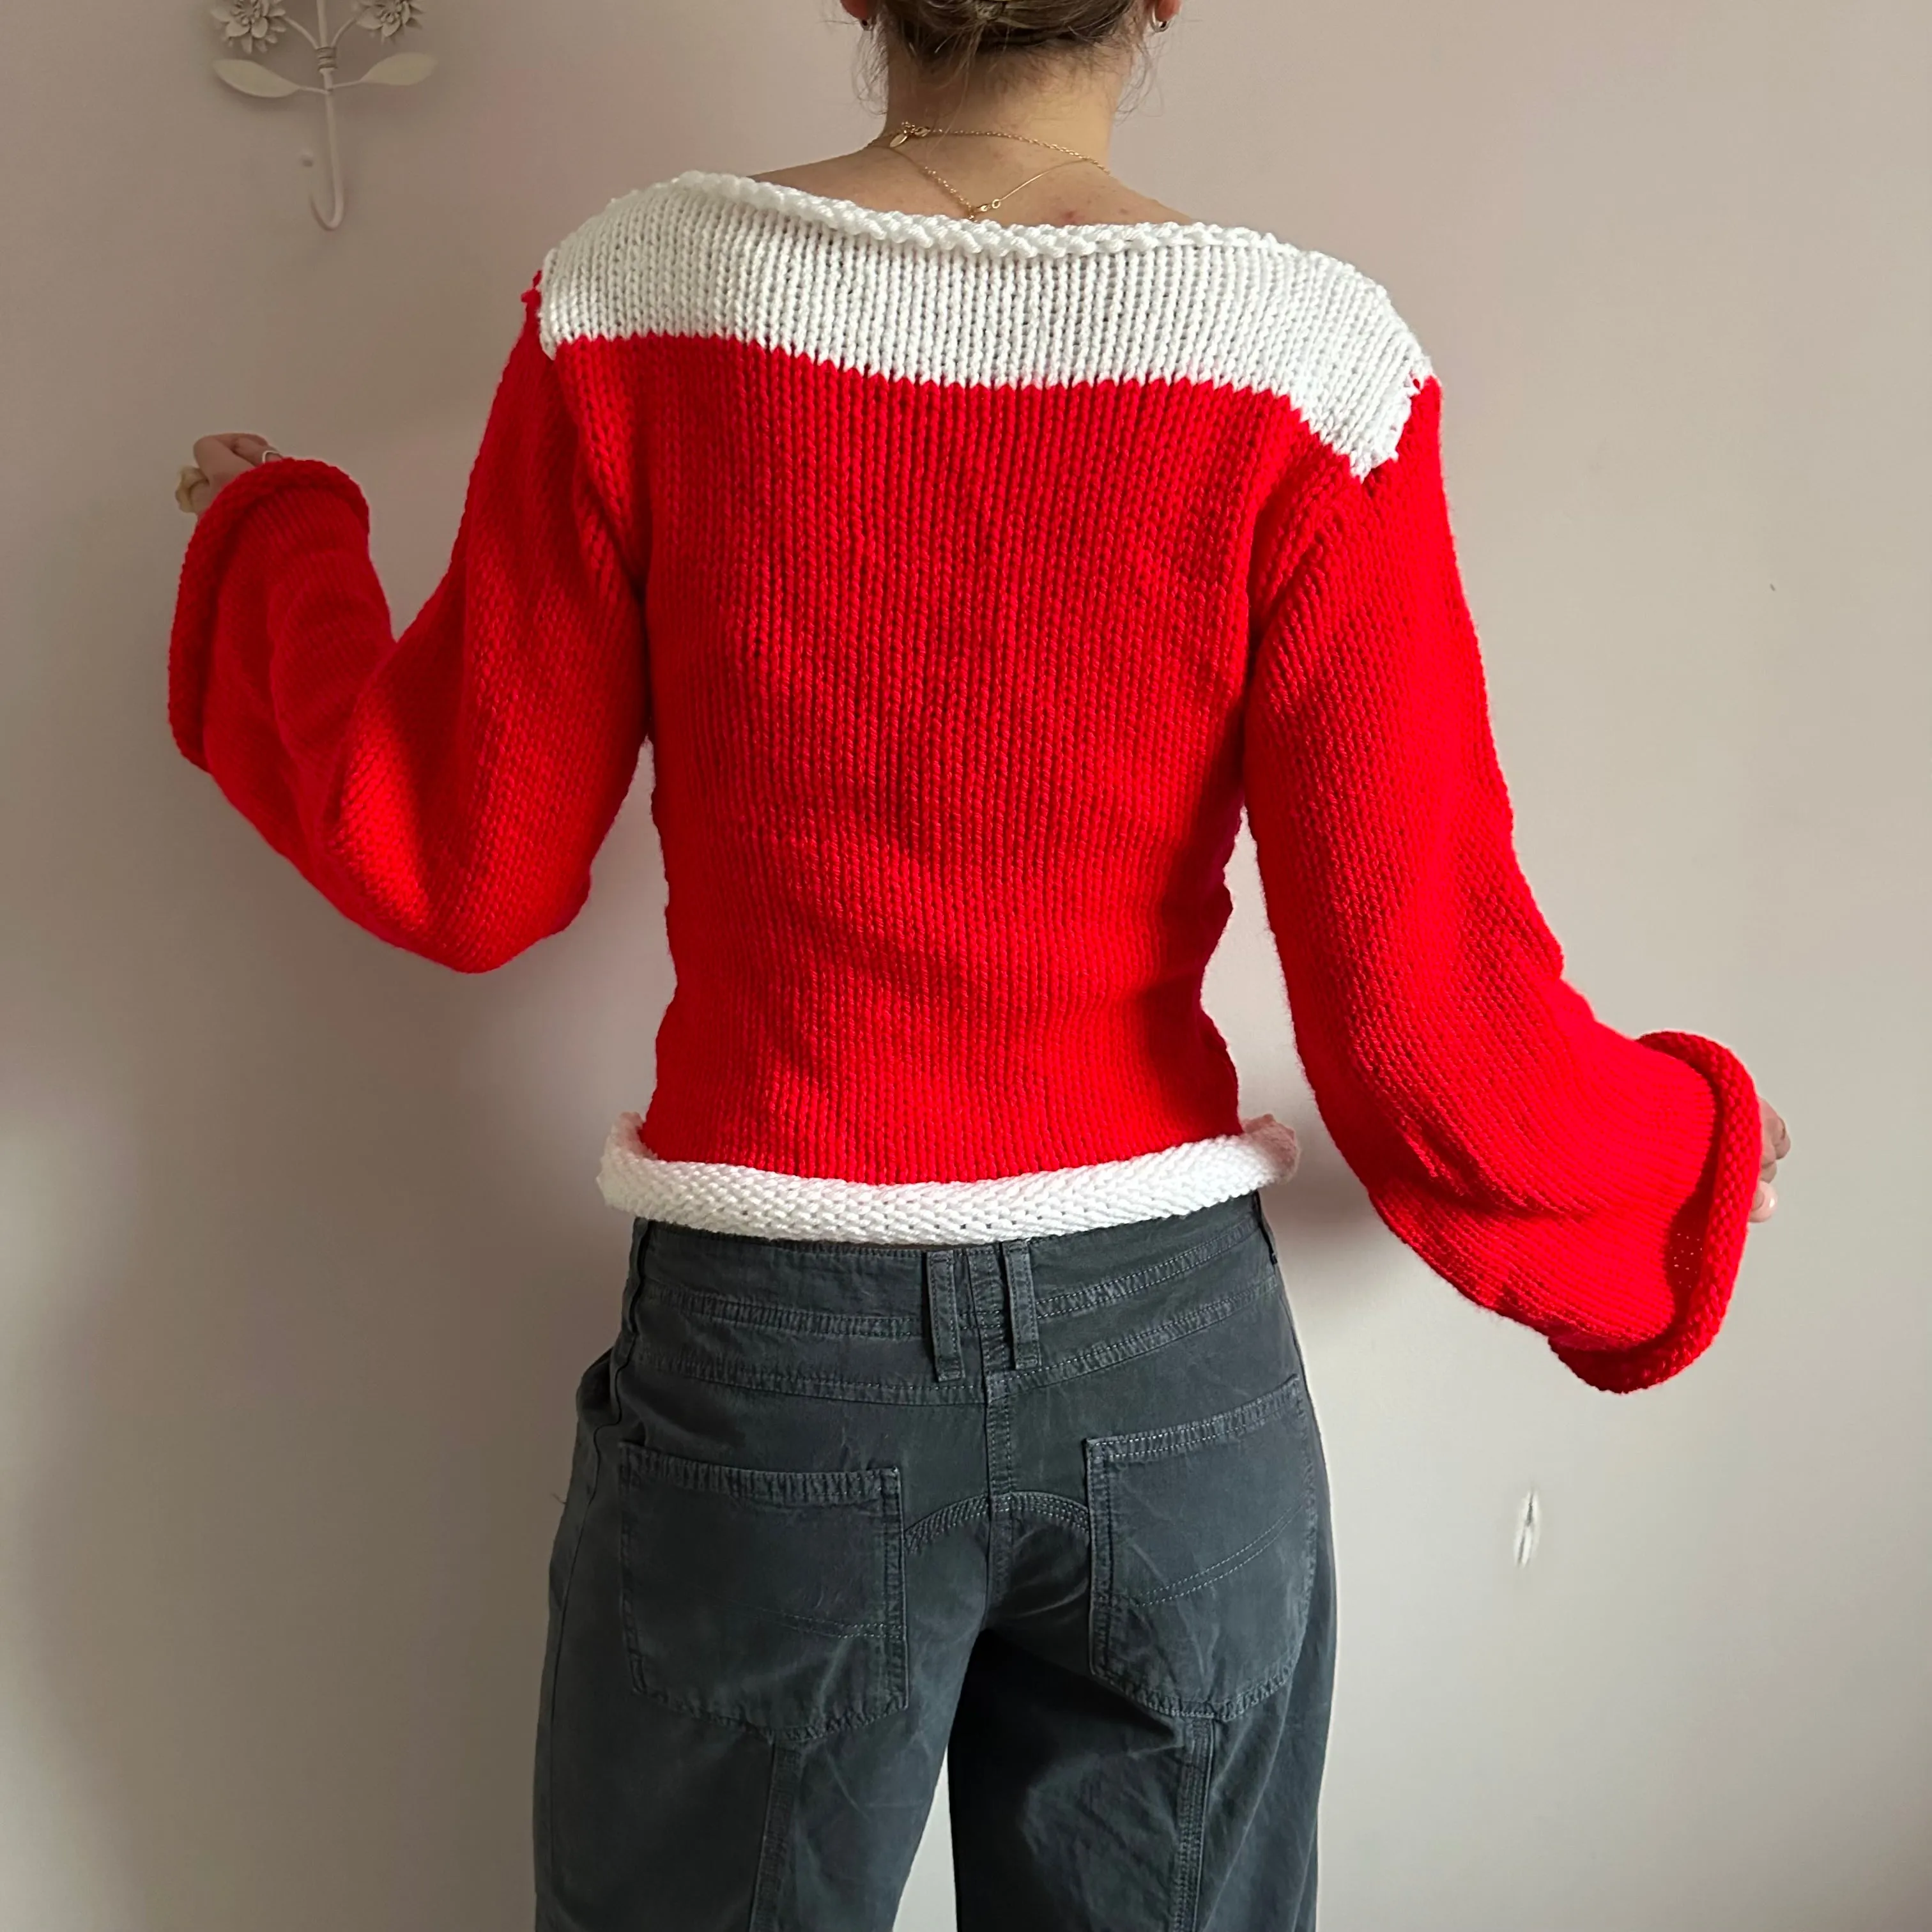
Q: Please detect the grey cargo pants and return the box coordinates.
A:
[533,1188,1335,1931]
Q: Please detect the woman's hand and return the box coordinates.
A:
[175,433,285,517]
[1752,1094,1790,1223]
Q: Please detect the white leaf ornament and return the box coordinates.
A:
[213,59,303,96]
[358,52,436,86]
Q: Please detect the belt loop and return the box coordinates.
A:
[1002,1240,1040,1371]
[924,1248,964,1384]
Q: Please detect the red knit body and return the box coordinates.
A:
[615,330,1275,1181]
[168,171,1761,1390]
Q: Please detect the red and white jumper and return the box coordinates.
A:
[169,170,1760,1392]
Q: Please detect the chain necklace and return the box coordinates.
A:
[869,119,1112,221]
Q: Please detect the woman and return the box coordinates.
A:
[169,2,1790,1926]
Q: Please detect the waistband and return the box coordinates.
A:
[628,1187,1280,1385]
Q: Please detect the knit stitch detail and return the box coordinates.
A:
[537,172,1432,479]
[598,1112,1301,1245]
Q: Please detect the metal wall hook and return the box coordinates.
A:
[210,0,436,232]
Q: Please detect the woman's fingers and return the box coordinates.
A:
[181,433,286,517]
[1751,1094,1789,1224]
[192,433,264,480]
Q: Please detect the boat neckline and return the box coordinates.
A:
[654,167,1301,256]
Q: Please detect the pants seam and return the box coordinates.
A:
[537,1418,608,1913]
[747,1742,804,1932]
[1168,1717,1216,1932]
[967,1250,1018,1600]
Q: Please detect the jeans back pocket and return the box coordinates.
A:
[1086,1374,1322,1721]
[617,1443,907,1740]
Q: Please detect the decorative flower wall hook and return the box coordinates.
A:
[208,0,435,232]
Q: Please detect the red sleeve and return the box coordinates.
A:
[1241,376,1760,1392]
[167,280,649,973]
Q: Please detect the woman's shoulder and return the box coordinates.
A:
[743,155,1200,229]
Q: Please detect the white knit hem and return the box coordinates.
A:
[595,1114,1300,1246]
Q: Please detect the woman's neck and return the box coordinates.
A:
[755,57,1192,227]
[877,82,1123,168]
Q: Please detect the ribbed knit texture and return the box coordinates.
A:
[167,170,1760,1390]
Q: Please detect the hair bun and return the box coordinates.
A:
[873,0,1142,65]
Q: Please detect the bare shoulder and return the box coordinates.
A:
[749,153,1197,227]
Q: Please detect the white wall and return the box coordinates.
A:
[2,3,1926,1928]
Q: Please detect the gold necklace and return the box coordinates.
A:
[870,119,1112,221]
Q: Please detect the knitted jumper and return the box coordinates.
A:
[169,169,1760,1392]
